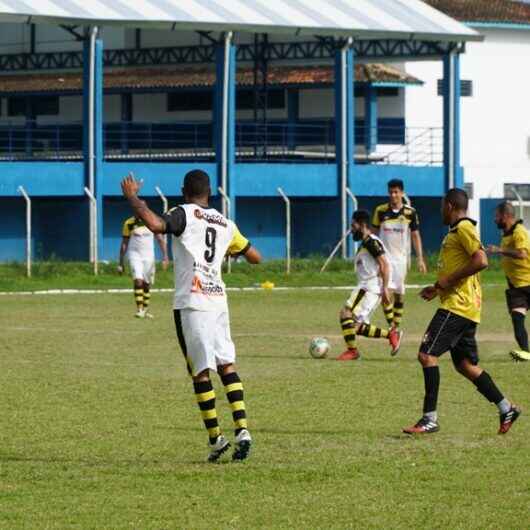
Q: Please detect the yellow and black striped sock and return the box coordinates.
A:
[358,323,390,339]
[383,304,394,327]
[143,291,151,310]
[393,298,404,328]
[220,372,248,435]
[340,317,357,349]
[193,380,221,444]
[134,288,144,310]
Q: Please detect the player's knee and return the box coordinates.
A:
[192,369,210,383]
[417,351,435,367]
[217,363,235,376]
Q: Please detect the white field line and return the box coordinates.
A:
[0,284,503,296]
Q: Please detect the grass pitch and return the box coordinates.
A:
[1,286,529,529]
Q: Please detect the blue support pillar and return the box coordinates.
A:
[215,34,236,221]
[334,42,355,258]
[83,33,104,262]
[443,52,462,191]
[287,89,299,150]
[364,85,378,154]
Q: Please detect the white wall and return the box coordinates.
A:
[405,28,530,226]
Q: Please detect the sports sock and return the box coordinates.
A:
[424,410,438,422]
[193,380,221,444]
[472,371,505,408]
[220,372,248,435]
[358,323,390,339]
[340,317,358,349]
[393,297,404,328]
[143,290,151,311]
[134,288,144,310]
[511,311,529,351]
[383,303,394,327]
[422,366,440,414]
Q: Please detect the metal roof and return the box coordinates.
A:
[0,0,481,42]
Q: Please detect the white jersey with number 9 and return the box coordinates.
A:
[171,204,249,311]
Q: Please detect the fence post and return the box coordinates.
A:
[277,187,291,274]
[155,185,169,251]
[18,186,32,278]
[345,187,358,254]
[218,186,232,273]
[84,186,98,275]
[509,185,524,220]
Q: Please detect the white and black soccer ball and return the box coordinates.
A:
[309,337,330,359]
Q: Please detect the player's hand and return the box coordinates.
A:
[382,288,391,307]
[417,257,428,274]
[161,258,169,271]
[486,244,501,255]
[121,173,142,199]
[420,285,438,301]
[117,265,124,275]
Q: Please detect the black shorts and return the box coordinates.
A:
[420,309,479,366]
[505,285,530,312]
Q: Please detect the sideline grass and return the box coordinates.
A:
[0,257,507,292]
[1,285,528,528]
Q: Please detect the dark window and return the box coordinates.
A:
[504,183,530,201]
[8,97,26,117]
[437,79,473,97]
[355,86,399,98]
[8,96,59,117]
[236,89,285,110]
[168,91,213,112]
[34,96,59,116]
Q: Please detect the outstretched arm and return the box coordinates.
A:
[121,174,166,234]
[411,230,427,273]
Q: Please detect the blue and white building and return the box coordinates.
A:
[0,1,481,262]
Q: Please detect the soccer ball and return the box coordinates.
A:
[309,337,330,359]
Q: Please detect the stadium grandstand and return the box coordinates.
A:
[0,0,483,262]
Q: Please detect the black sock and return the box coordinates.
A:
[422,366,440,414]
[473,371,504,404]
[511,312,529,351]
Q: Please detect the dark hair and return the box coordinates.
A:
[352,209,370,225]
[445,188,468,211]
[183,169,210,198]
[496,200,515,217]
[388,179,404,191]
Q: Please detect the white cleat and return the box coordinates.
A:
[510,349,530,362]
[144,311,154,319]
[207,435,230,463]
[134,309,145,319]
[232,429,252,461]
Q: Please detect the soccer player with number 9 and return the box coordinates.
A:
[121,170,261,462]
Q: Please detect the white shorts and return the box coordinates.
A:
[129,256,155,284]
[174,308,236,377]
[389,260,407,295]
[345,288,381,324]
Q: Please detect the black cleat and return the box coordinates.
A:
[232,429,252,461]
[498,405,522,434]
[403,416,440,434]
[207,435,230,462]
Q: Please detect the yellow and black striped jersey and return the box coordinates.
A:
[438,218,483,323]
[372,203,419,262]
[501,220,530,288]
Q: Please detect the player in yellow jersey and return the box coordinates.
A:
[403,189,521,435]
[487,201,530,362]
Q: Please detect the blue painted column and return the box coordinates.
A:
[214,34,236,222]
[287,89,299,150]
[443,52,462,190]
[334,42,355,257]
[83,34,104,261]
[364,85,378,154]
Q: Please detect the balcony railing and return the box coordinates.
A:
[0,120,442,166]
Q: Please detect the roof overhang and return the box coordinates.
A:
[0,0,483,43]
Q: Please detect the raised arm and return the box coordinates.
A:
[121,175,167,234]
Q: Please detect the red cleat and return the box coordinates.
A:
[388,328,403,356]
[498,405,521,434]
[336,348,361,361]
[403,417,440,434]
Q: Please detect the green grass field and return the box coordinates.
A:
[1,285,529,529]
